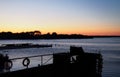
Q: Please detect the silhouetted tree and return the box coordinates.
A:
[52,32,57,36]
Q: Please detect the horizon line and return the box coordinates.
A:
[0,31,120,36]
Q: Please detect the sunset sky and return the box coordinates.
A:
[0,0,120,35]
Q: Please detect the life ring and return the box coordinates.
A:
[4,60,13,70]
[22,57,30,67]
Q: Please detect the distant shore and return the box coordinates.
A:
[0,31,93,39]
[0,31,119,40]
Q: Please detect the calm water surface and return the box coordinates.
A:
[0,37,120,77]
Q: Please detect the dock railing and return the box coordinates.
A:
[2,53,53,72]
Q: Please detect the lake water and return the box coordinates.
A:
[0,37,120,77]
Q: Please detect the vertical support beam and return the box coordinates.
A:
[41,55,43,66]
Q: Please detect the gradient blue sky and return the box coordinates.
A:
[0,0,120,35]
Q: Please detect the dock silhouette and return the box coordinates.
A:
[0,46,103,77]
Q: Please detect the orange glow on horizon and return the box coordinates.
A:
[0,29,120,36]
[0,26,120,36]
[0,23,120,36]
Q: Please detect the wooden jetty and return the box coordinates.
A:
[0,46,103,77]
[0,43,52,50]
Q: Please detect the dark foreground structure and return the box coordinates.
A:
[0,46,103,77]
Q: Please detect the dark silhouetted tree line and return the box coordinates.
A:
[0,31,93,39]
